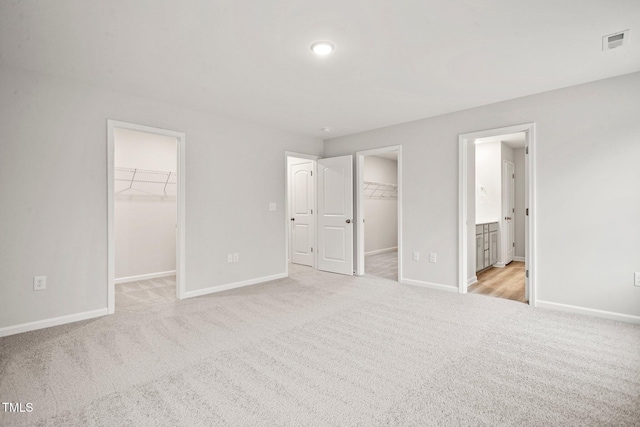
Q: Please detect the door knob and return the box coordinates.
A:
[346,219,351,223]
[290,218,295,221]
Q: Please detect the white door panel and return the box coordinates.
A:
[322,168,346,214]
[503,160,515,265]
[323,227,346,260]
[290,162,314,266]
[294,171,309,213]
[317,155,353,275]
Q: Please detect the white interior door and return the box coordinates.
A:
[317,155,354,275]
[290,161,314,266]
[503,160,515,264]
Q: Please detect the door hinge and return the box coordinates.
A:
[310,171,312,176]
[513,242,515,247]
[512,208,515,213]
[526,208,529,216]
[526,147,529,154]
[311,247,313,253]
[311,209,313,214]
[512,173,515,178]
[526,270,529,278]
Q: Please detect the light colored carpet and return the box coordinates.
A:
[365,250,398,281]
[1,265,639,426]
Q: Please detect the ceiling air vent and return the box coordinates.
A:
[603,30,629,51]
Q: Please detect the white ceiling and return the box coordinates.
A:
[1,1,638,139]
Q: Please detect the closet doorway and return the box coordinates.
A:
[107,120,186,314]
[356,146,402,281]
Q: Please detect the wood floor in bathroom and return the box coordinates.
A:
[468,261,527,303]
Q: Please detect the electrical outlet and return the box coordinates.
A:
[233,253,239,263]
[635,272,640,287]
[269,202,277,211]
[429,253,437,263]
[413,251,419,261]
[33,276,46,291]
[227,253,233,263]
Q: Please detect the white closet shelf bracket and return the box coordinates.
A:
[114,167,177,195]
[363,180,398,200]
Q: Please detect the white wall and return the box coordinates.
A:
[475,141,501,224]
[513,147,526,259]
[114,128,177,279]
[324,71,640,318]
[0,65,323,331]
[364,155,398,253]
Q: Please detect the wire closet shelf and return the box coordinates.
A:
[363,181,397,200]
[115,167,177,195]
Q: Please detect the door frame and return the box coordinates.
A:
[107,120,187,314]
[501,159,516,266]
[458,123,536,305]
[355,145,403,279]
[284,151,319,276]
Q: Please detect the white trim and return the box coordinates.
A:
[537,300,640,324]
[107,120,187,314]
[365,246,398,256]
[355,146,402,279]
[467,276,478,286]
[183,273,287,299]
[402,278,458,293]
[458,134,467,293]
[0,308,108,338]
[514,256,525,262]
[115,270,176,284]
[284,151,321,161]
[458,123,536,306]
[493,262,505,268]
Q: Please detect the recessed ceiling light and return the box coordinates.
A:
[321,127,331,132]
[311,41,335,56]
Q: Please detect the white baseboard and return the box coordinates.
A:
[514,256,525,262]
[115,270,176,284]
[401,278,458,293]
[0,308,109,338]
[183,272,288,299]
[365,246,398,256]
[467,276,478,286]
[494,262,505,268]
[536,300,640,324]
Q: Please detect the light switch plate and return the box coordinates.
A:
[269,202,276,211]
[34,276,46,291]
[413,251,419,261]
[429,253,437,263]
[635,272,640,287]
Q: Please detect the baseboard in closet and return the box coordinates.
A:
[365,247,398,256]
[115,270,176,284]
